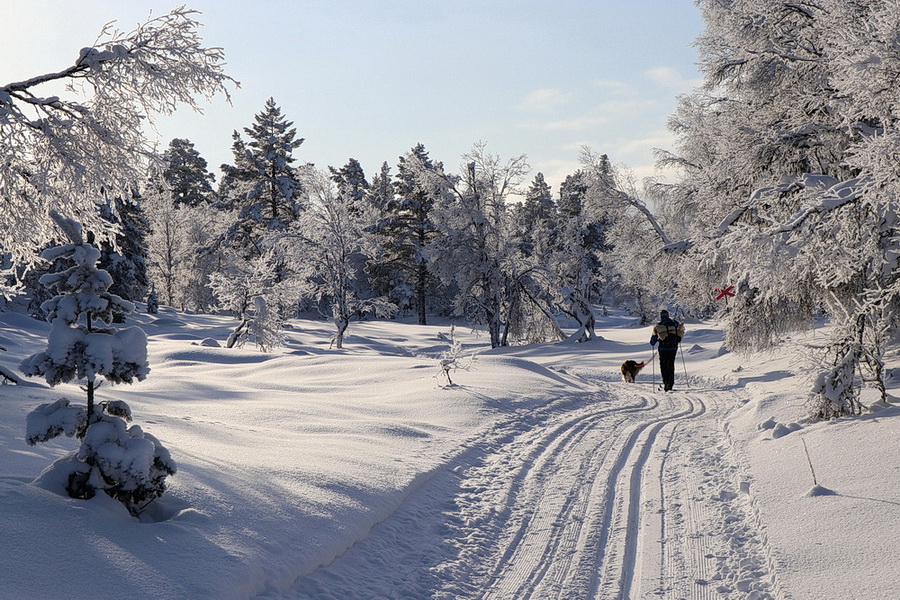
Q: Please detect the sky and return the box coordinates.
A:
[1,1,705,193]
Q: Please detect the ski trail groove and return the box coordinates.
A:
[590,394,706,600]
[468,386,709,600]
[279,378,780,600]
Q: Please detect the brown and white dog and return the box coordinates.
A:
[620,360,646,383]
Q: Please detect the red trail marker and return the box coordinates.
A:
[715,285,735,301]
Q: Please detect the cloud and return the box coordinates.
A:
[645,66,703,91]
[616,129,677,155]
[519,88,576,112]
[591,78,635,96]
[540,115,610,131]
[530,158,582,192]
[521,98,660,133]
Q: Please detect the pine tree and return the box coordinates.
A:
[20,211,174,515]
[218,98,306,258]
[162,138,216,207]
[98,194,151,305]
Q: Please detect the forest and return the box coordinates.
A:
[5,1,900,425]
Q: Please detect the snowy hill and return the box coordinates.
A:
[1,308,898,599]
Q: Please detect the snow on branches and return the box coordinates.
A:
[20,212,173,515]
[0,6,237,272]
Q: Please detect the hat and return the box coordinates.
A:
[660,310,669,319]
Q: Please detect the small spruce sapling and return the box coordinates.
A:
[146,287,159,314]
[20,211,175,515]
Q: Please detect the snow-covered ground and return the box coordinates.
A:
[1,307,898,599]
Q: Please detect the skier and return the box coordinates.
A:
[650,309,684,392]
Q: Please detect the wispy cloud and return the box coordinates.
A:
[521,98,659,132]
[616,129,677,155]
[591,78,635,96]
[645,66,703,91]
[540,115,610,131]
[519,88,576,112]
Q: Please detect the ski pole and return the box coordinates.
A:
[680,347,690,389]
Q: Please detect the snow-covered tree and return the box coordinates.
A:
[0,7,235,296]
[330,158,376,305]
[330,158,370,216]
[436,326,472,386]
[516,172,557,258]
[98,194,150,306]
[375,144,445,324]
[146,287,159,314]
[20,211,174,515]
[575,150,677,324]
[217,98,306,259]
[287,170,394,349]
[144,160,223,312]
[549,170,605,341]
[657,0,900,414]
[208,249,290,351]
[425,143,530,348]
[368,161,395,214]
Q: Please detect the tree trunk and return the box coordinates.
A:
[86,312,94,417]
[86,379,95,419]
[333,317,348,349]
[416,261,427,326]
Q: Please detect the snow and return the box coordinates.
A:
[1,308,899,599]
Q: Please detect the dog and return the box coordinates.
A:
[620,360,646,383]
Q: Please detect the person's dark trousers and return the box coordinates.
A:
[659,349,677,391]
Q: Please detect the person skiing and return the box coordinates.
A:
[650,309,685,392]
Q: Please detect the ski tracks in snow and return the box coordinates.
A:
[276,374,782,600]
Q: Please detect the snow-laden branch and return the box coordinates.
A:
[711,174,870,239]
[0,6,238,267]
[608,187,673,246]
[772,176,871,233]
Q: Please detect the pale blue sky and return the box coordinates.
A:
[3,1,705,192]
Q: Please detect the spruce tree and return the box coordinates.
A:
[329,158,370,216]
[98,194,151,305]
[380,144,444,324]
[162,138,216,207]
[218,98,305,257]
[21,211,174,515]
[517,172,557,257]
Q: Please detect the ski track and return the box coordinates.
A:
[272,373,783,600]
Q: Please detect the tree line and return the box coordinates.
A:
[6,3,900,420]
[62,96,666,351]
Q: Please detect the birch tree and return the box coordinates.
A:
[288,170,393,349]
[0,7,236,296]
[660,0,900,415]
[425,143,530,348]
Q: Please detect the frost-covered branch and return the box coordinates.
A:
[0,6,237,267]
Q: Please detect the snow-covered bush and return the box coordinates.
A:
[437,326,472,386]
[209,251,289,351]
[20,211,174,515]
[223,295,285,351]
